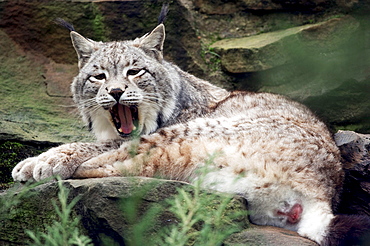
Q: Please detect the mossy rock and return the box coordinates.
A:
[0,177,248,245]
[0,141,58,190]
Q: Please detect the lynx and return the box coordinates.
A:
[12,19,370,245]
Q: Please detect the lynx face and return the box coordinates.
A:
[71,25,179,141]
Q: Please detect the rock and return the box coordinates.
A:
[193,0,283,14]
[335,131,370,169]
[225,226,317,246]
[211,16,359,73]
[335,131,370,216]
[0,177,321,245]
[0,0,203,143]
[0,29,93,144]
[44,62,78,97]
[302,78,370,133]
[1,0,369,142]
[0,178,184,244]
[193,0,356,14]
[210,13,369,133]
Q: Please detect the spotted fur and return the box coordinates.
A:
[12,23,370,245]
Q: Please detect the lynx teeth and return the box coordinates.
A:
[117,125,136,133]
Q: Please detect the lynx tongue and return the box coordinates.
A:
[117,104,134,134]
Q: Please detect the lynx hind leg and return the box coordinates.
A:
[212,174,334,245]
[297,201,335,245]
[298,202,370,245]
[249,191,335,245]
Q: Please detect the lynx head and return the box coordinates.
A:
[70,24,180,141]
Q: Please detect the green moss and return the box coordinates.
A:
[0,183,55,244]
[0,29,93,143]
[0,141,55,189]
[333,124,368,133]
[92,3,108,41]
[0,181,91,245]
[200,45,222,72]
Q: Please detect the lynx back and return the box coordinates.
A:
[12,19,370,246]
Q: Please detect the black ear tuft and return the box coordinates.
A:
[158,3,169,24]
[54,18,75,32]
[324,215,370,246]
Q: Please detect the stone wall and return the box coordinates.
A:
[0,0,369,147]
[0,1,370,243]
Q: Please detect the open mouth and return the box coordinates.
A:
[109,104,138,137]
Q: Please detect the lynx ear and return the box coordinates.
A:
[140,24,165,61]
[70,31,95,69]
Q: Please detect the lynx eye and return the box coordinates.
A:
[93,74,106,80]
[127,69,145,77]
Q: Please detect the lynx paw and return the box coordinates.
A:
[12,142,124,181]
[12,144,93,182]
[12,153,75,182]
[12,157,39,182]
[12,156,77,182]
[12,155,61,182]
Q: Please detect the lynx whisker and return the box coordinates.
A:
[75,98,98,107]
[142,97,165,104]
[53,102,79,108]
[12,18,367,246]
[84,105,102,115]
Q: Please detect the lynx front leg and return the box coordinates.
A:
[74,137,210,180]
[72,141,147,178]
[12,141,120,182]
[72,148,128,178]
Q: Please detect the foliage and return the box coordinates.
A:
[120,180,164,246]
[26,177,92,246]
[92,3,108,42]
[158,155,246,246]
[160,185,241,246]
[0,181,43,222]
[120,154,247,246]
[0,141,52,189]
[201,44,222,72]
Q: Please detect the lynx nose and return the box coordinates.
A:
[109,88,124,102]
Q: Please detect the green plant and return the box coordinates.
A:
[120,180,163,246]
[158,154,246,246]
[0,141,50,190]
[118,153,246,246]
[91,3,107,41]
[200,45,222,72]
[26,177,92,246]
[0,181,43,222]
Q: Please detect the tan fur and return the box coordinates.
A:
[12,23,346,245]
